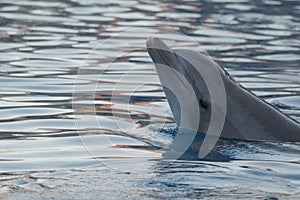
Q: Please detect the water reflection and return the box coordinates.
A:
[0,0,299,198]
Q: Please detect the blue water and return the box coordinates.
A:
[0,0,300,199]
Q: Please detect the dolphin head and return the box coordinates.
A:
[146,37,223,134]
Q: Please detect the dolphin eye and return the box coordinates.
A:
[200,99,209,110]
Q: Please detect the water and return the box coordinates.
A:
[0,0,300,199]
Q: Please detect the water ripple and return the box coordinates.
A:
[0,0,299,198]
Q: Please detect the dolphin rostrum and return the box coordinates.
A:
[146,37,300,143]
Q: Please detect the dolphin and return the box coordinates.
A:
[146,37,300,143]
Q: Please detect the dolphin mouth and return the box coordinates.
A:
[146,37,178,69]
[146,37,195,94]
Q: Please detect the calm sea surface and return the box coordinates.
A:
[0,0,300,199]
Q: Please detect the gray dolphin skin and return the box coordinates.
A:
[146,37,300,142]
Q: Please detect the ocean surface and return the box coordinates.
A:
[0,0,300,199]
